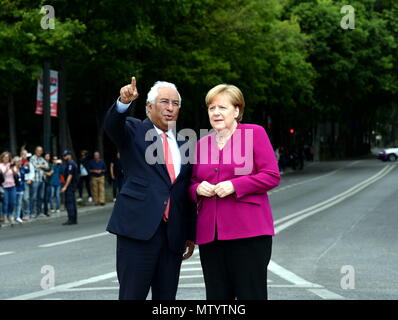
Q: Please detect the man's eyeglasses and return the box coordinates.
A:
[158,99,180,108]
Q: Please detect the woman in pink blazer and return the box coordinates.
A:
[189,84,280,300]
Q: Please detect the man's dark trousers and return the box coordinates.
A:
[65,187,77,223]
[116,220,182,300]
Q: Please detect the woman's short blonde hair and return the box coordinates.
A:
[205,84,245,122]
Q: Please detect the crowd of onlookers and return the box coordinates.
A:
[0,146,124,225]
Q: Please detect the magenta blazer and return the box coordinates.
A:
[189,123,280,245]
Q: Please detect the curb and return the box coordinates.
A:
[0,202,114,229]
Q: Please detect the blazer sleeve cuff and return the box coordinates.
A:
[189,182,201,203]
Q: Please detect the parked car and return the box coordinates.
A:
[378,147,398,161]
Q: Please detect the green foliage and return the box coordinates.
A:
[1,0,397,155]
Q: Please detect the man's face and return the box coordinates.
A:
[147,87,180,131]
[35,147,43,157]
[63,155,70,162]
[94,152,100,160]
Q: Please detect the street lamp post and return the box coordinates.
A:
[43,62,51,153]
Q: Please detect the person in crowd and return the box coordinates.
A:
[189,84,280,300]
[103,76,196,300]
[49,155,63,213]
[77,150,93,203]
[20,149,30,167]
[88,151,107,206]
[29,146,49,218]
[43,153,53,216]
[0,152,18,224]
[23,151,35,220]
[110,152,124,202]
[14,156,28,223]
[61,150,78,225]
[277,146,286,174]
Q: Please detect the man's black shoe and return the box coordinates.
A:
[62,220,77,225]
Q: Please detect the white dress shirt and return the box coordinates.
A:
[116,99,181,178]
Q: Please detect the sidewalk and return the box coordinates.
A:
[0,182,116,229]
[0,201,114,229]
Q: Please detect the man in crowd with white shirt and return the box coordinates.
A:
[29,146,49,218]
[104,77,196,300]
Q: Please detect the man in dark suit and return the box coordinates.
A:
[104,76,196,300]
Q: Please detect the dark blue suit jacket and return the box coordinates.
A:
[104,102,196,254]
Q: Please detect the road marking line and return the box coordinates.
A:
[178,283,205,288]
[180,267,202,272]
[307,288,345,300]
[180,275,203,279]
[38,232,110,248]
[59,287,119,292]
[274,165,393,229]
[182,260,201,264]
[268,260,318,287]
[0,251,15,256]
[267,260,344,299]
[7,272,117,300]
[269,161,360,195]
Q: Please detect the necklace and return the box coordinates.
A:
[215,122,238,148]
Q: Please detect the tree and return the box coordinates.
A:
[0,0,85,154]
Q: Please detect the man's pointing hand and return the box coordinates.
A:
[120,76,139,104]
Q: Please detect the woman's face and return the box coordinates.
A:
[2,154,10,164]
[207,93,239,133]
[45,154,51,161]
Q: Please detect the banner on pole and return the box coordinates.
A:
[35,69,58,117]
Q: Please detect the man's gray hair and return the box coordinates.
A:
[146,81,182,105]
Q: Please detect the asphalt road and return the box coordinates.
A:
[1,159,397,300]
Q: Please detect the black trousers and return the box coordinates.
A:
[65,187,77,223]
[116,221,183,300]
[112,177,124,198]
[77,175,91,198]
[199,235,272,300]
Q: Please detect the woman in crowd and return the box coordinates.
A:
[0,152,18,224]
[189,84,280,300]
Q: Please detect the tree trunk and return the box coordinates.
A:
[7,93,17,155]
[58,60,75,158]
[390,103,398,145]
[313,123,321,161]
[95,92,105,156]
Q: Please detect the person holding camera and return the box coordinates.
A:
[0,152,18,224]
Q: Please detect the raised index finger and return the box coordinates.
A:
[131,76,136,88]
